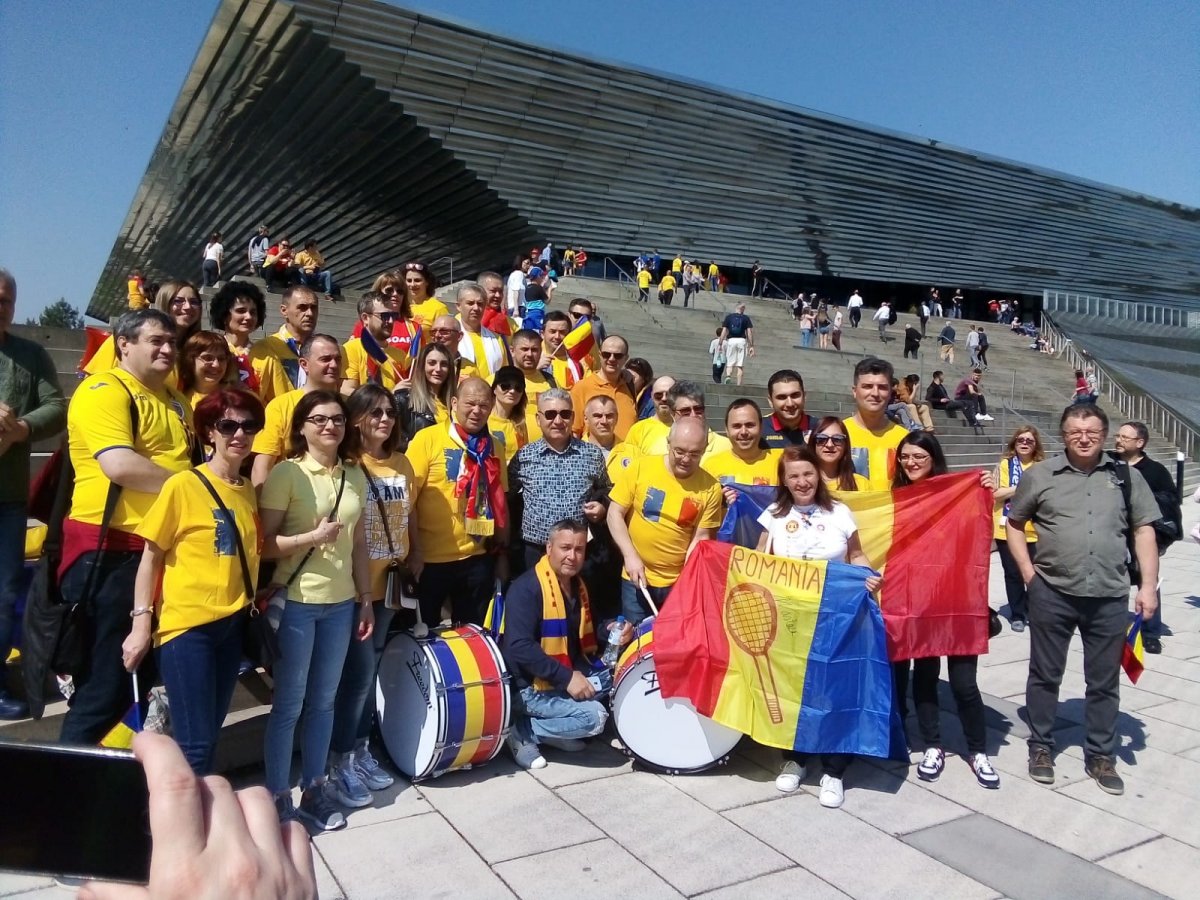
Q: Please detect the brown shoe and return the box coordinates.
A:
[1085,757,1124,796]
[1028,747,1054,784]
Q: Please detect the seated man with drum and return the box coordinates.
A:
[607,417,724,623]
[500,519,632,769]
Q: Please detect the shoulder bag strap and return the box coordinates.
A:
[191,470,254,600]
[361,464,397,557]
[285,468,347,588]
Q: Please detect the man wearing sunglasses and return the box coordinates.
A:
[261,236,296,292]
[626,381,730,462]
[251,335,343,488]
[570,336,639,441]
[623,376,675,451]
[341,292,407,394]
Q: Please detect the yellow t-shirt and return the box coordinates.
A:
[488,414,522,465]
[127,279,148,310]
[605,441,640,484]
[659,274,677,292]
[252,389,304,460]
[702,448,781,486]
[708,263,719,277]
[842,417,909,491]
[343,337,409,392]
[625,417,669,454]
[250,328,305,390]
[994,457,1039,542]
[136,466,259,646]
[406,422,510,564]
[361,452,415,598]
[259,455,366,603]
[67,369,194,531]
[82,335,118,376]
[610,454,723,587]
[411,297,450,328]
[637,270,652,289]
[457,329,511,383]
[230,342,291,405]
[671,257,683,273]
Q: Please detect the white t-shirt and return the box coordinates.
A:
[204,242,224,262]
[873,306,890,322]
[709,338,726,365]
[757,501,858,562]
[506,269,526,313]
[848,293,863,308]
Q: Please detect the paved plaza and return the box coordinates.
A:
[4,503,1200,899]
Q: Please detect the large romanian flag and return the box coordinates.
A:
[653,541,906,758]
[716,472,993,661]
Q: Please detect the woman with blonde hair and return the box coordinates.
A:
[992,425,1045,632]
[82,279,203,381]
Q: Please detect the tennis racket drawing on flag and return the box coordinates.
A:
[725,584,783,724]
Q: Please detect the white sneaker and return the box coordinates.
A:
[775,759,805,793]
[971,752,1001,789]
[978,414,994,421]
[917,747,945,782]
[819,774,845,808]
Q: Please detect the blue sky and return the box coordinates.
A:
[1,0,1196,321]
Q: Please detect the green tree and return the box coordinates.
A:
[30,298,85,330]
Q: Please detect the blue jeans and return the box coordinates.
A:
[331,601,396,754]
[620,578,672,625]
[157,612,245,775]
[301,269,334,295]
[800,329,813,348]
[264,599,354,794]
[60,551,155,745]
[516,685,607,742]
[0,502,25,666]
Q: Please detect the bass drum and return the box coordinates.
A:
[376,624,511,781]
[611,617,742,774]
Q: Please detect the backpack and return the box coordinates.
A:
[887,306,897,325]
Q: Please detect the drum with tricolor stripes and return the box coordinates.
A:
[376,624,511,781]
[611,616,743,774]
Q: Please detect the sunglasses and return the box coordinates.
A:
[213,418,261,436]
[813,434,848,445]
[675,405,705,417]
[652,391,670,400]
[539,409,572,421]
[305,414,347,428]
[1015,437,1036,444]
[374,311,398,321]
[600,351,625,360]
[496,383,522,393]
[404,262,428,272]
[367,407,397,421]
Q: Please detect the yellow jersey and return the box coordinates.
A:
[842,417,909,491]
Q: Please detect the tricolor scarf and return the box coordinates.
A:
[386,318,422,379]
[457,325,511,381]
[231,348,260,392]
[481,308,513,337]
[1003,455,1023,520]
[532,554,598,691]
[451,422,508,536]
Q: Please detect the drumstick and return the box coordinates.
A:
[412,589,429,640]
[639,583,659,617]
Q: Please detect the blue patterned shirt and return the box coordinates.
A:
[509,437,608,543]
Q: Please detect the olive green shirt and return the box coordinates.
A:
[0,331,67,505]
[1008,452,1159,598]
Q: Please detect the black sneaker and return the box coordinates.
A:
[1143,635,1162,655]
[298,779,347,831]
[1085,757,1124,796]
[1028,747,1055,784]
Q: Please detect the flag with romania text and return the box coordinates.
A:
[653,541,907,758]
[716,472,993,661]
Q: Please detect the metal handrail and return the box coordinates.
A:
[1041,310,1200,461]
[1043,289,1198,329]
[430,255,455,284]
[602,257,638,302]
[759,277,792,303]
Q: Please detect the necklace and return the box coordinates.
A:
[207,464,243,486]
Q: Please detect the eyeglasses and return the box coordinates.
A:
[171,296,201,307]
[1064,430,1104,440]
[539,409,572,421]
[213,418,261,436]
[305,414,347,428]
[431,327,458,336]
[652,391,670,400]
[1015,437,1036,444]
[674,405,705,417]
[600,351,625,360]
[373,311,398,321]
[899,452,931,463]
[366,407,397,421]
[197,353,227,366]
[813,434,848,446]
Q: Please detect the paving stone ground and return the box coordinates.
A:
[4,504,1199,899]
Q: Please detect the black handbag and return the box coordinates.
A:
[191,470,279,668]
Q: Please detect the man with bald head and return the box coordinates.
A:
[570,335,639,440]
[407,376,510,626]
[623,375,675,451]
[429,314,463,377]
[607,417,723,623]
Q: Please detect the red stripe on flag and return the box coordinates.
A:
[463,629,505,765]
[652,541,733,716]
[880,472,991,660]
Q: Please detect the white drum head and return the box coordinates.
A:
[377,633,442,779]
[612,653,742,772]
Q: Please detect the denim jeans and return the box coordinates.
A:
[516,685,607,741]
[301,269,334,295]
[60,551,156,745]
[157,611,245,775]
[620,578,672,625]
[331,601,396,754]
[0,501,26,665]
[264,599,354,794]
[800,329,813,348]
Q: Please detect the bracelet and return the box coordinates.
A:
[130,607,153,618]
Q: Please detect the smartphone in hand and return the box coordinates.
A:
[0,740,151,884]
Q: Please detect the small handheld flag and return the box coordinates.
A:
[561,317,595,364]
[100,672,144,750]
[1122,613,1145,684]
[483,581,505,639]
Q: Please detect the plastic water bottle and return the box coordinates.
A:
[601,616,626,669]
[266,589,286,632]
